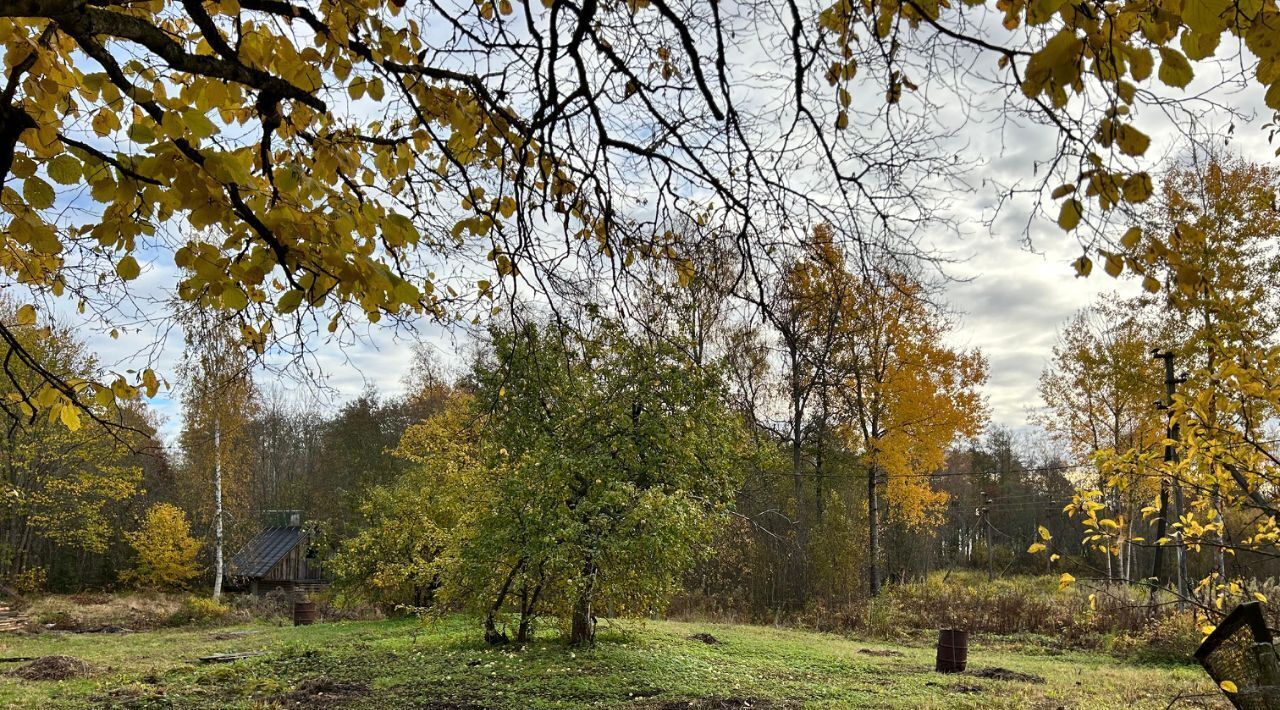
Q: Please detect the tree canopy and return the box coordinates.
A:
[3,0,1279,426]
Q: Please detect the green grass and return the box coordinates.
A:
[0,616,1225,708]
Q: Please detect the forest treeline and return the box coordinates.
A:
[4,151,1280,644]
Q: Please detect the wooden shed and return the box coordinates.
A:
[229,511,328,596]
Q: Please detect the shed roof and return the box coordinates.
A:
[230,526,305,579]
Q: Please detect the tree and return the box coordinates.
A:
[177,309,259,598]
[122,503,202,590]
[1036,295,1165,580]
[1055,152,1280,611]
[0,299,145,589]
[782,235,987,596]
[406,321,751,646]
[330,389,473,612]
[4,0,1269,433]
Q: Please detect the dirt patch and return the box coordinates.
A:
[8,655,91,681]
[856,648,903,657]
[650,699,800,709]
[969,666,1046,684]
[275,676,369,707]
[687,632,721,645]
[68,592,111,606]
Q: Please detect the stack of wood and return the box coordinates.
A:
[0,605,25,634]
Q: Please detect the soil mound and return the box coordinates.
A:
[8,655,91,681]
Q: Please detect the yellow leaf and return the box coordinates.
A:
[1142,275,1161,293]
[1121,226,1142,249]
[1027,542,1046,554]
[1050,553,1061,562]
[1058,199,1083,230]
[1158,47,1194,88]
[142,369,159,398]
[1128,47,1153,81]
[1059,572,1075,589]
[1220,680,1238,694]
[15,304,37,326]
[277,290,304,314]
[183,109,218,139]
[24,177,54,209]
[1039,525,1052,541]
[46,154,83,185]
[1103,251,1123,277]
[1115,125,1150,156]
[58,404,82,432]
[1123,173,1153,203]
[116,255,141,281]
[1202,625,1216,635]
[222,287,248,310]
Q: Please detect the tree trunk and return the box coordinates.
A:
[484,560,521,645]
[516,577,543,644]
[569,560,597,646]
[212,420,224,600]
[868,463,881,597]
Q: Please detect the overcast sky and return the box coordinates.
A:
[34,12,1280,448]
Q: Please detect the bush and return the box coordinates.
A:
[1108,611,1202,664]
[166,595,231,626]
[771,571,1196,664]
[121,504,202,591]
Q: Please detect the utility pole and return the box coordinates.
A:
[1153,349,1189,609]
[983,493,993,582]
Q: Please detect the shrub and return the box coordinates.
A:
[12,567,47,594]
[166,595,230,626]
[1109,611,1202,665]
[121,504,202,591]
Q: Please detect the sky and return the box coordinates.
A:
[25,6,1280,447]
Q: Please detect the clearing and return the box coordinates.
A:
[0,616,1224,708]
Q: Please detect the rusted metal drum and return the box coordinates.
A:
[292,600,317,626]
[935,628,968,673]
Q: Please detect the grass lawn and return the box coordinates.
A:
[0,616,1225,709]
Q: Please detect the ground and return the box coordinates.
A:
[0,616,1225,709]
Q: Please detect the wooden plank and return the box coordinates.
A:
[194,651,266,664]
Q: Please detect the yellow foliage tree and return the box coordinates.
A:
[122,503,203,591]
[787,228,988,596]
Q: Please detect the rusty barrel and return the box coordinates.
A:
[292,600,317,626]
[935,628,968,673]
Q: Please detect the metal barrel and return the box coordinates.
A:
[935,629,968,673]
[292,600,317,626]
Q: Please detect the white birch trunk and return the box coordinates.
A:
[212,419,223,599]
